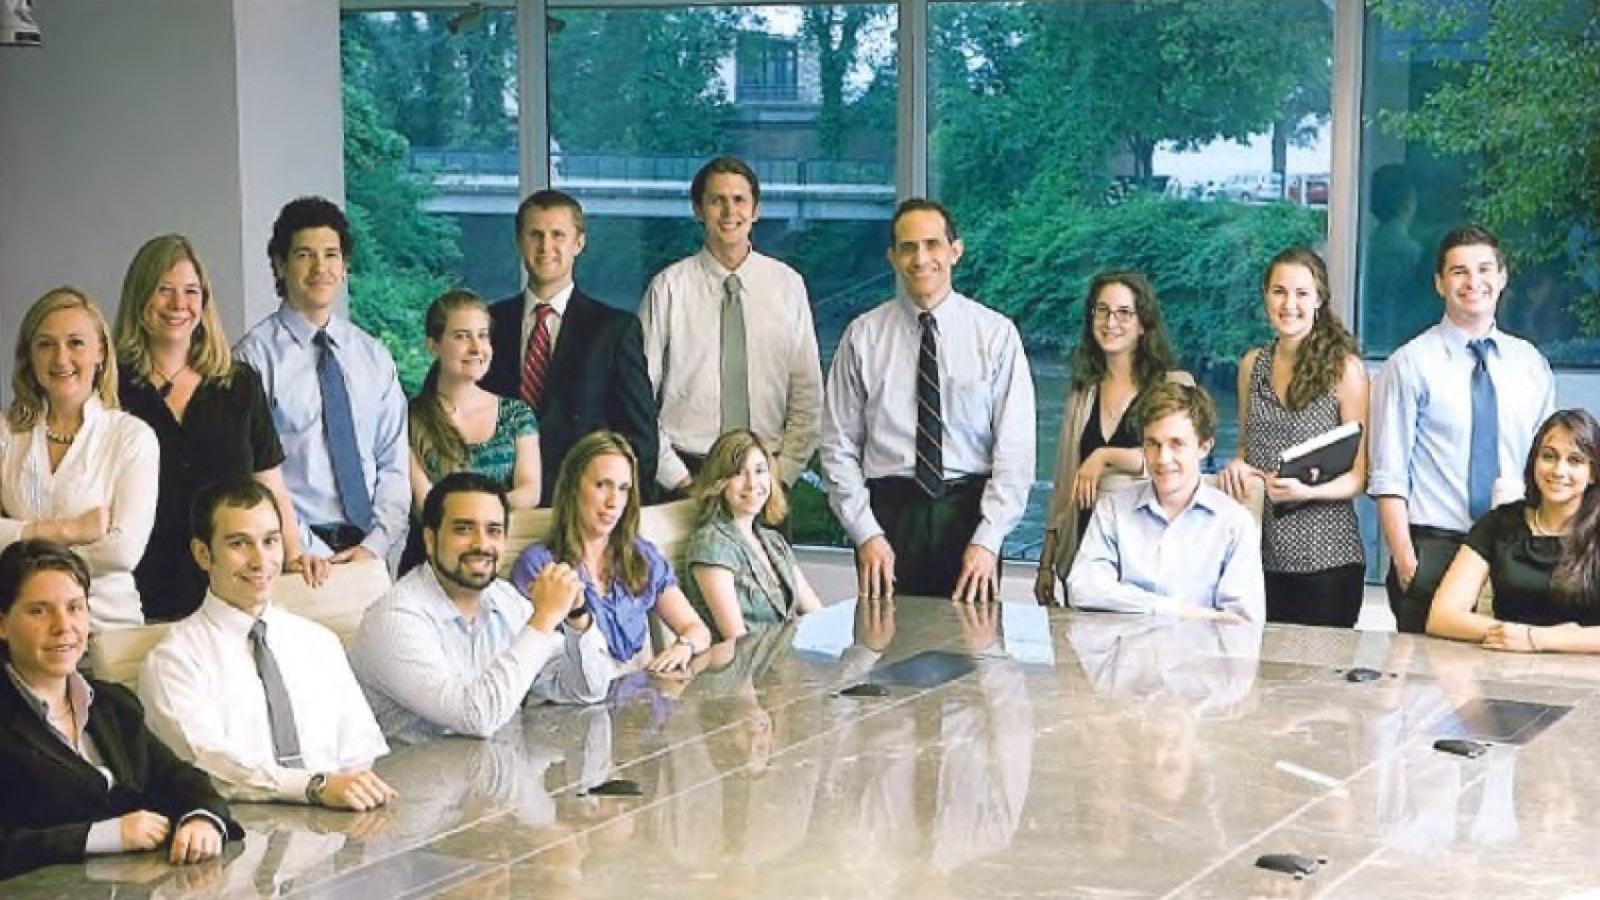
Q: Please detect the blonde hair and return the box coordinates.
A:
[10,287,120,431]
[548,431,647,595]
[114,234,233,384]
[690,429,788,527]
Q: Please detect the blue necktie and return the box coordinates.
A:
[1467,338,1498,521]
[914,312,944,497]
[313,329,374,531]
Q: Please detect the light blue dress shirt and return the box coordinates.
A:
[1067,481,1265,622]
[234,304,410,559]
[820,291,1036,553]
[351,566,613,743]
[1369,319,1554,533]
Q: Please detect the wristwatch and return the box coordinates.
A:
[305,772,328,805]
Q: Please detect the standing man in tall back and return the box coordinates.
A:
[235,196,410,567]
[483,190,658,503]
[1370,225,1555,632]
[640,155,824,496]
[821,199,1036,603]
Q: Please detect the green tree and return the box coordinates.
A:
[1370,0,1600,320]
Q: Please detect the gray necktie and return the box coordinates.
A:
[249,620,304,769]
[721,273,750,432]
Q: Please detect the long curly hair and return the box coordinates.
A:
[1071,271,1178,392]
[1523,409,1600,609]
[1263,247,1359,411]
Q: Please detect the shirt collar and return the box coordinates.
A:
[1435,317,1502,357]
[1135,479,1222,523]
[897,290,960,327]
[696,246,757,280]
[199,589,274,637]
[524,283,574,320]
[405,564,521,630]
[274,302,348,348]
[5,663,94,725]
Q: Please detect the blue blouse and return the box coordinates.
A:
[510,539,677,663]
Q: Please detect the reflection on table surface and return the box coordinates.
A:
[10,598,1600,898]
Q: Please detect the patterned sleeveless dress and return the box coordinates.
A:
[1241,341,1364,573]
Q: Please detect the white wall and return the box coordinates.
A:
[0,0,341,395]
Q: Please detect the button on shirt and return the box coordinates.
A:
[0,396,158,631]
[1066,481,1265,622]
[351,565,615,745]
[138,593,389,803]
[641,248,824,487]
[820,292,1037,554]
[233,305,410,559]
[1369,319,1555,533]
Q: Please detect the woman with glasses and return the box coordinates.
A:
[1035,272,1191,606]
[1218,247,1367,627]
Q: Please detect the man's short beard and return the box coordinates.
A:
[435,552,498,591]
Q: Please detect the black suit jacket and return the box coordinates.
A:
[0,673,242,880]
[484,288,659,504]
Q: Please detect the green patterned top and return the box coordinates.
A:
[420,397,538,489]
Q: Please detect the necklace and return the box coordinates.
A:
[153,363,188,399]
[45,426,77,445]
[1532,505,1569,537]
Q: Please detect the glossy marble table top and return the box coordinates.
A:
[9,599,1600,899]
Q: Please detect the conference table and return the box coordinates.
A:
[7,598,1599,898]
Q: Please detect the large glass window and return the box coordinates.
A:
[548,4,898,547]
[930,0,1334,559]
[1357,0,1600,364]
[341,8,520,392]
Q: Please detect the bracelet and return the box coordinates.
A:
[1527,624,1541,653]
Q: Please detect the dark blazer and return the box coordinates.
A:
[484,288,659,504]
[0,672,242,880]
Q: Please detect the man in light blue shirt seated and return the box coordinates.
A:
[235,197,410,570]
[1369,225,1555,633]
[351,473,615,744]
[1067,383,1264,623]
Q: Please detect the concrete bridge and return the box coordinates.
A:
[414,149,896,221]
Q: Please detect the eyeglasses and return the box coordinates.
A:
[1091,305,1137,325]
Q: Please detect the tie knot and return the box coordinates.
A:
[919,311,937,332]
[249,619,267,643]
[534,302,554,323]
[313,329,331,349]
[1468,338,1494,362]
[724,273,742,299]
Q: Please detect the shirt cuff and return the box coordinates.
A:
[969,520,1006,556]
[177,810,229,843]
[86,818,122,855]
[1366,472,1406,497]
[509,622,563,666]
[282,769,317,804]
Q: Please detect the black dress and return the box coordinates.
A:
[1465,502,1600,626]
[119,362,285,621]
[1076,389,1142,538]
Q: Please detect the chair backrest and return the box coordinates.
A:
[1097,472,1264,534]
[500,499,699,578]
[87,556,392,690]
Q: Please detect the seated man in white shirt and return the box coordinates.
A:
[351,472,616,744]
[139,477,396,811]
[1067,383,1264,622]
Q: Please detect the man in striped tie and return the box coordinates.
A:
[821,199,1036,603]
[482,190,658,504]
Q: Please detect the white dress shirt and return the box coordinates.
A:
[520,282,575,361]
[138,592,389,802]
[820,291,1037,554]
[640,247,824,487]
[0,396,158,630]
[351,565,614,744]
[1067,481,1265,622]
[1369,319,1555,532]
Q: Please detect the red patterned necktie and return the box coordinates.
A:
[520,303,555,410]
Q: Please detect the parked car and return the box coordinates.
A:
[1287,173,1330,206]
[1218,173,1283,203]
